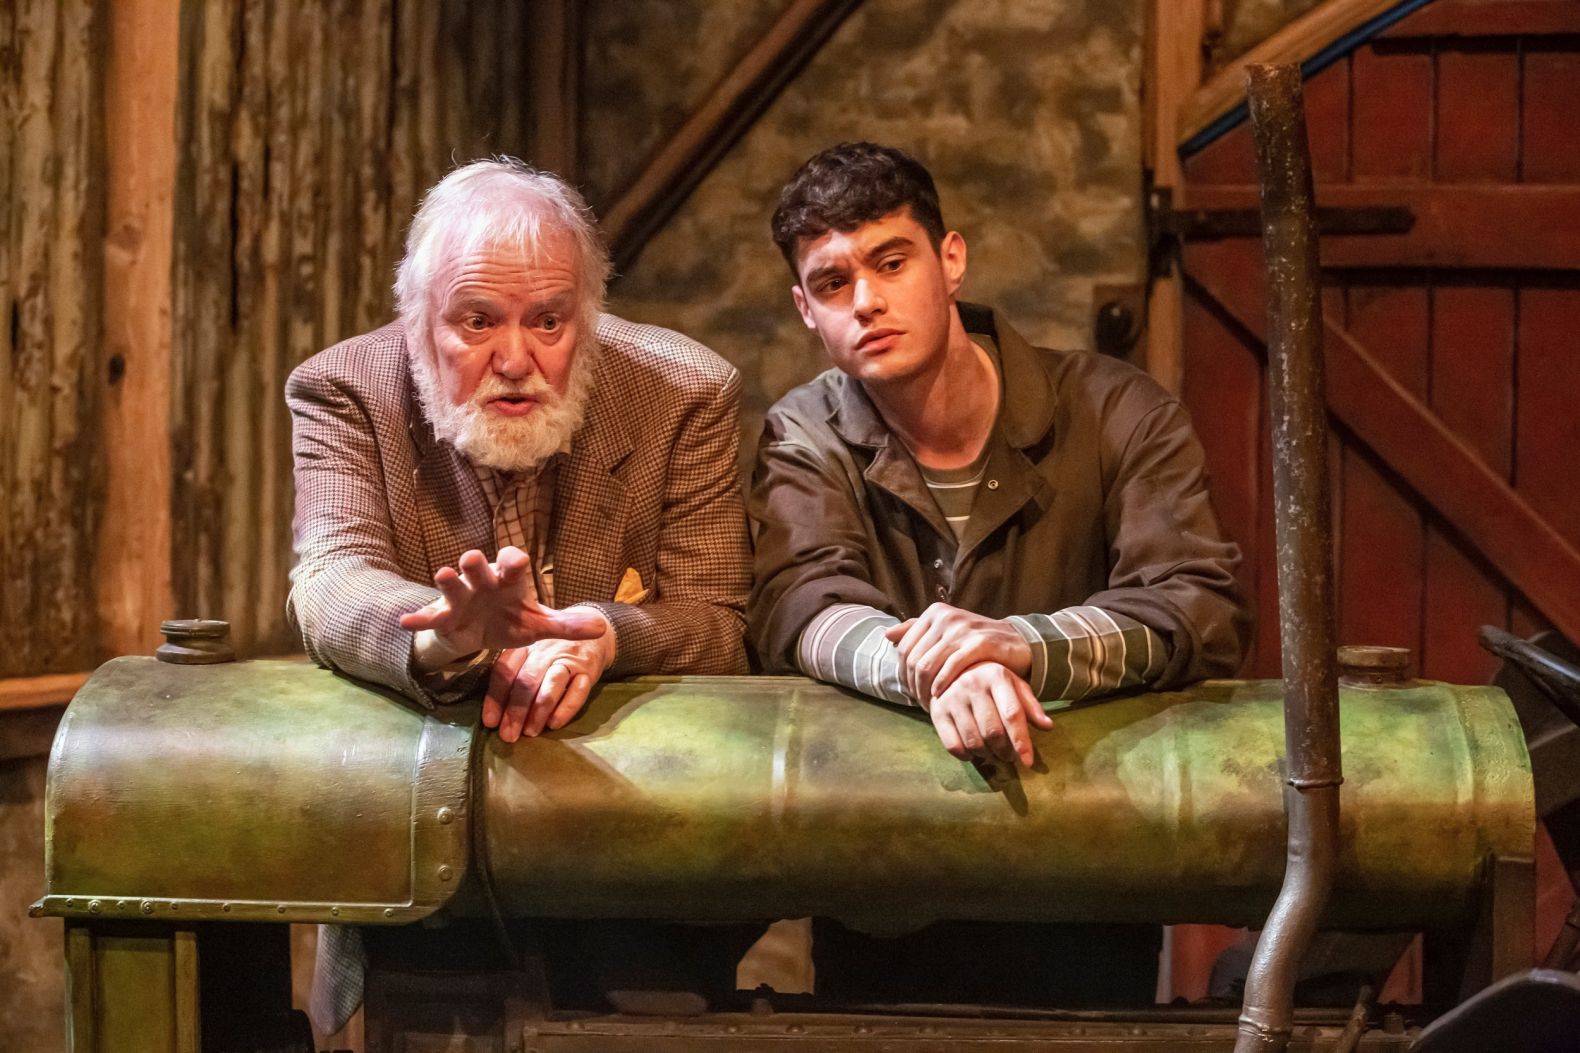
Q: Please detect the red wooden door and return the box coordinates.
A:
[1170,0,1580,999]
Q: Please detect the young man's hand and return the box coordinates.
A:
[924,660,1052,767]
[885,603,1033,702]
[400,546,608,667]
[482,620,617,742]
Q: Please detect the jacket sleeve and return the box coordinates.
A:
[747,408,897,673]
[1084,386,1251,687]
[285,363,474,705]
[572,368,752,676]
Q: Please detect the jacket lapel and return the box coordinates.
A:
[550,367,633,605]
[954,308,1056,561]
[406,377,494,572]
[829,371,956,541]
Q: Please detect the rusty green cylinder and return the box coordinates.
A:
[36,659,1532,933]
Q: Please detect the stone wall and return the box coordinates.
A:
[585,0,1146,457]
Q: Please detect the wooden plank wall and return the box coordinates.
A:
[1180,23,1580,685]
[0,0,105,678]
[169,0,541,656]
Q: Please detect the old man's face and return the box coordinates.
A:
[416,231,593,471]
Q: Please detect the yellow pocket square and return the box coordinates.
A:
[614,567,650,605]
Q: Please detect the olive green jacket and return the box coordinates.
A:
[747,303,1250,688]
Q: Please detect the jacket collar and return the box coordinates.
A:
[829,302,1057,452]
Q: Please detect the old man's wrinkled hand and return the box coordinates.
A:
[482,628,616,742]
[399,546,607,667]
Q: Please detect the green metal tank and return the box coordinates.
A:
[35,658,1533,934]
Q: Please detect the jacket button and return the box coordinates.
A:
[932,559,944,570]
[986,478,1000,490]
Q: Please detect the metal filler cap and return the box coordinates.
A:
[1338,644,1411,688]
[156,619,236,665]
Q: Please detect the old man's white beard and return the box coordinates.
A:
[409,334,596,473]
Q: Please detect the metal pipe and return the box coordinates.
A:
[1234,62,1345,1053]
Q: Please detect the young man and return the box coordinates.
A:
[750,142,1249,767]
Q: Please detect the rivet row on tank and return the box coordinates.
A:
[87,900,101,914]
[65,899,75,908]
[438,865,454,882]
[117,900,129,911]
[437,806,454,825]
[140,901,153,915]
[331,906,340,917]
[383,908,395,918]
[222,903,232,912]
[277,905,287,914]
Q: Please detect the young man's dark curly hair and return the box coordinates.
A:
[770,142,947,277]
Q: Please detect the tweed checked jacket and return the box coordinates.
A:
[286,314,752,704]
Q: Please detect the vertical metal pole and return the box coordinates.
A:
[1234,62,1344,1053]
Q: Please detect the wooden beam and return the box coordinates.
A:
[1386,0,1580,37]
[601,0,864,274]
[530,0,580,182]
[1186,256,1580,647]
[1182,184,1580,270]
[98,0,177,661]
[0,671,88,713]
[1143,0,1209,395]
[1180,0,1413,149]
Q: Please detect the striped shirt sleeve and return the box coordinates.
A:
[796,603,916,707]
[1007,606,1169,706]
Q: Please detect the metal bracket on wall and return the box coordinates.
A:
[1146,185,1414,260]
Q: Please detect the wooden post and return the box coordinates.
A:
[98,0,178,661]
[531,0,580,182]
[1144,0,1207,396]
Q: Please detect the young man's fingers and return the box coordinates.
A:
[990,676,1036,767]
[483,647,529,728]
[931,643,996,700]
[882,618,918,642]
[524,660,574,737]
[969,691,1015,765]
[1013,675,1055,729]
[930,707,970,761]
[901,622,946,700]
[546,673,594,731]
[911,636,957,701]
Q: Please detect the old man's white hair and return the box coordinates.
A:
[395,158,612,471]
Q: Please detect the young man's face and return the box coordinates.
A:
[790,208,966,386]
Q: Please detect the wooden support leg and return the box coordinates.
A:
[65,921,200,1053]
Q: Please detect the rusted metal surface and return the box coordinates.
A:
[479,675,1526,932]
[1235,62,1344,1053]
[515,1010,1420,1051]
[36,662,1531,933]
[36,657,473,924]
